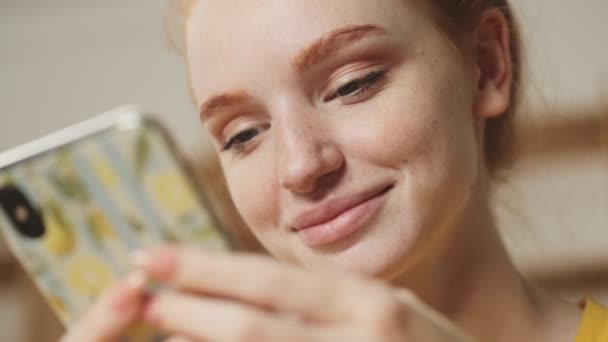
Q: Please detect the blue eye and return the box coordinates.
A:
[325,69,388,102]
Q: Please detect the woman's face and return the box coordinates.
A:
[187,0,492,277]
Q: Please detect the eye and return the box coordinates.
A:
[222,124,269,152]
[324,69,388,103]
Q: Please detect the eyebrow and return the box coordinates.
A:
[199,91,252,120]
[199,24,388,119]
[292,24,389,72]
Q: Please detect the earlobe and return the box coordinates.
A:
[473,8,513,119]
[474,82,510,120]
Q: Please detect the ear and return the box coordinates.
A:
[473,8,513,119]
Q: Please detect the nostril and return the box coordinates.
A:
[380,184,394,195]
[277,134,345,194]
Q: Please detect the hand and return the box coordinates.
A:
[134,246,476,342]
[60,272,147,342]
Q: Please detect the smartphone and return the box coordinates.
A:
[0,106,231,338]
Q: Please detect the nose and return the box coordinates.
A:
[277,118,344,194]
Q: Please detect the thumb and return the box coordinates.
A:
[61,271,147,342]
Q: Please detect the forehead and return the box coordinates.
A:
[186,0,431,101]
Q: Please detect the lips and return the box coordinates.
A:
[290,185,393,246]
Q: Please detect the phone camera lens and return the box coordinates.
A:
[0,185,45,239]
[15,205,30,223]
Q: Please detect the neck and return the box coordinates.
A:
[389,184,581,341]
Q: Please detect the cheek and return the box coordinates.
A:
[222,154,280,235]
[338,60,480,196]
[338,88,459,171]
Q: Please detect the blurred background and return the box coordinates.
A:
[0,0,607,341]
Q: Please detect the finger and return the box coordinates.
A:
[143,290,331,342]
[132,247,371,321]
[61,272,147,342]
[163,335,201,342]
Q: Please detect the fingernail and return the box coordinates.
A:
[125,270,148,290]
[134,247,178,279]
[130,250,150,269]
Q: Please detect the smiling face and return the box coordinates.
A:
[185,0,510,278]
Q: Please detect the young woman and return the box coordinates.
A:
[62,1,605,341]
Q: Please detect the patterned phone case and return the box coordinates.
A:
[0,107,229,340]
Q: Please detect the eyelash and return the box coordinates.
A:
[220,69,388,153]
[324,69,389,103]
[222,124,269,152]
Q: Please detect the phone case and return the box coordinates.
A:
[0,107,229,339]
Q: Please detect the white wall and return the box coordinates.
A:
[513,1,608,109]
[0,0,201,154]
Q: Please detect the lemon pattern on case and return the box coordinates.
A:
[0,122,227,331]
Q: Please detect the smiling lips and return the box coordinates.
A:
[291,185,393,246]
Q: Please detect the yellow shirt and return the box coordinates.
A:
[576,299,608,342]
